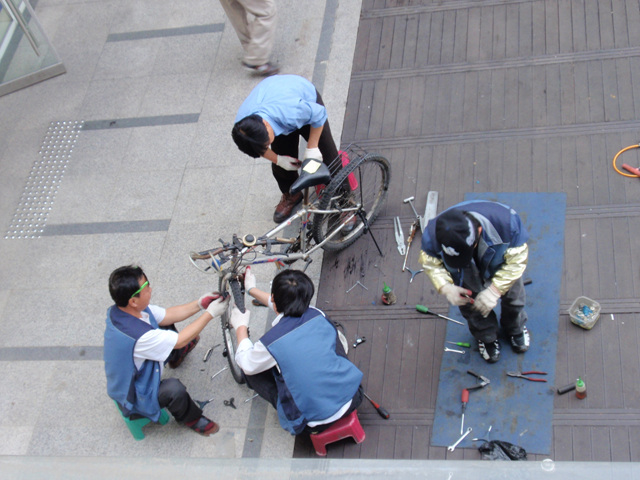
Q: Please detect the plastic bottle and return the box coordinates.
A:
[381,282,396,305]
[575,377,587,399]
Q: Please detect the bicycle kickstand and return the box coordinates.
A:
[302,257,313,273]
[358,210,384,257]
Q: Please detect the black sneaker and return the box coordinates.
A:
[242,61,280,77]
[510,326,530,353]
[478,339,500,363]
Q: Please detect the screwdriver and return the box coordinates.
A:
[446,341,471,348]
[460,388,469,434]
[416,305,465,325]
[363,393,390,419]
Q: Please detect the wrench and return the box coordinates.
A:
[448,427,472,452]
[444,346,465,354]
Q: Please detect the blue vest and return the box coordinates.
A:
[422,200,529,284]
[104,306,163,421]
[260,307,363,434]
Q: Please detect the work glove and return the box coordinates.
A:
[244,267,257,295]
[230,307,251,330]
[303,147,322,161]
[473,284,501,317]
[276,155,301,171]
[206,296,229,318]
[198,292,219,310]
[439,283,473,307]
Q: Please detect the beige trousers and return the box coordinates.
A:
[219,0,277,66]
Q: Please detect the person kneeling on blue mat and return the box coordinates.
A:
[231,267,363,435]
[419,200,530,363]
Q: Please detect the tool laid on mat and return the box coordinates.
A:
[394,217,405,256]
[223,397,237,409]
[446,341,471,348]
[458,371,490,433]
[196,395,216,409]
[459,388,469,434]
[507,371,548,382]
[448,427,472,452]
[444,346,465,355]
[363,393,390,419]
[416,304,464,325]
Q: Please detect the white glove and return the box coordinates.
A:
[303,147,322,161]
[473,285,501,317]
[276,155,301,171]
[198,292,218,310]
[230,307,251,329]
[206,296,229,318]
[244,267,257,294]
[439,283,473,307]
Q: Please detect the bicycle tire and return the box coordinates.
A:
[219,276,246,384]
[312,153,390,251]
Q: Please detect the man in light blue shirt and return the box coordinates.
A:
[232,74,340,222]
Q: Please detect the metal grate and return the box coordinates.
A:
[5,120,83,239]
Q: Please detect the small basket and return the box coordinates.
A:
[568,296,601,330]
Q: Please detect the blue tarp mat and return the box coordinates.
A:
[430,192,566,455]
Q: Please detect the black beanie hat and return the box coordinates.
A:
[435,209,477,268]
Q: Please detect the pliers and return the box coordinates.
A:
[506,371,548,382]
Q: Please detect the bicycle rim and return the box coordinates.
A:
[219,276,246,384]
[312,154,390,251]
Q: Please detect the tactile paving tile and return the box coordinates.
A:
[5,120,83,239]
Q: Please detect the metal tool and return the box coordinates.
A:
[363,393,390,419]
[416,305,464,325]
[223,397,237,409]
[196,395,216,409]
[446,341,471,348]
[447,427,472,452]
[346,280,368,293]
[444,346,465,354]
[460,388,469,434]
[402,220,420,272]
[353,337,366,348]
[473,425,492,442]
[210,366,228,380]
[394,217,405,255]
[244,393,259,403]
[406,267,423,283]
[466,370,490,391]
[403,196,421,220]
[507,371,548,382]
[423,191,439,231]
[203,343,221,362]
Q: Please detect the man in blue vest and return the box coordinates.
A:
[420,201,530,364]
[104,265,228,436]
[230,268,363,435]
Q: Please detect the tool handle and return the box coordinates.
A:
[557,383,577,395]
[622,163,640,176]
[461,388,469,403]
[416,304,432,315]
[364,393,390,419]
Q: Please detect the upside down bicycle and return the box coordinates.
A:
[190,144,391,383]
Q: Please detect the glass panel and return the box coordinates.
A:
[0,0,65,96]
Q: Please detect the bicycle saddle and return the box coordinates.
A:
[289,158,331,195]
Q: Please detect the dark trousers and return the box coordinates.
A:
[157,377,202,424]
[459,271,528,343]
[244,369,363,434]
[270,91,340,194]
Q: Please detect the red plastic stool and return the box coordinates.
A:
[310,410,365,456]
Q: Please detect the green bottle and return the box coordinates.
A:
[381,282,396,305]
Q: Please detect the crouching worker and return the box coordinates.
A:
[231,267,363,434]
[104,265,229,436]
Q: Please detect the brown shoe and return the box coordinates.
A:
[273,192,302,223]
[168,335,200,369]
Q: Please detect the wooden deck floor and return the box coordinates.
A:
[294,0,640,461]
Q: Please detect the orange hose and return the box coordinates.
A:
[613,144,640,177]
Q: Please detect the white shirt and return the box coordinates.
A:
[235,308,351,427]
[132,305,178,374]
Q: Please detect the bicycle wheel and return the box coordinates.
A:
[219,276,246,384]
[312,153,390,251]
